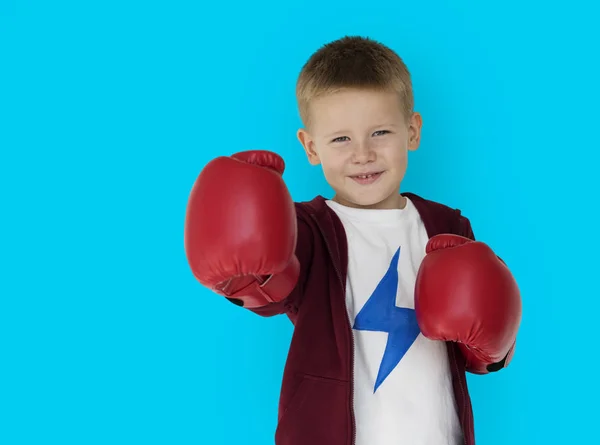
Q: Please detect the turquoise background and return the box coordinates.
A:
[1,1,598,443]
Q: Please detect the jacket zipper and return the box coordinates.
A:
[310,214,357,445]
[449,344,469,445]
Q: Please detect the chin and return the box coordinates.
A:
[336,189,399,209]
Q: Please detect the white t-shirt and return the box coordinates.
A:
[326,197,462,445]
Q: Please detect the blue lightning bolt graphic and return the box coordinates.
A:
[353,247,421,393]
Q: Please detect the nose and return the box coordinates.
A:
[352,140,376,164]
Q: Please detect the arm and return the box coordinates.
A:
[184,150,300,312]
[248,214,314,317]
[415,215,522,374]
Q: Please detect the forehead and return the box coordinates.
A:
[307,89,404,133]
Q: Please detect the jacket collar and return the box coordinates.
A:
[298,195,348,284]
[300,193,454,240]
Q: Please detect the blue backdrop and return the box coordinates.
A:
[1,1,598,444]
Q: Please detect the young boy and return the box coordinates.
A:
[184,36,521,445]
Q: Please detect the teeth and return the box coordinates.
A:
[358,174,374,178]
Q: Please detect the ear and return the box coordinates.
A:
[407,112,423,152]
[297,128,321,165]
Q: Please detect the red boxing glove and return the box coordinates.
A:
[415,234,522,373]
[184,150,300,308]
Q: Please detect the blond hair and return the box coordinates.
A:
[296,36,414,127]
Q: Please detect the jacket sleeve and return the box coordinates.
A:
[455,210,476,241]
[454,210,519,373]
[245,207,314,318]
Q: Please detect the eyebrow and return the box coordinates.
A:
[375,123,399,129]
[324,123,398,139]
[324,130,350,139]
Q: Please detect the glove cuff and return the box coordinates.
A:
[231,150,285,175]
[216,256,300,308]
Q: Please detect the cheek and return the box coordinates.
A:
[379,140,408,166]
[318,147,349,172]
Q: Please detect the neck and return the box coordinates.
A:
[333,193,406,210]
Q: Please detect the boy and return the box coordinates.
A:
[184,36,521,445]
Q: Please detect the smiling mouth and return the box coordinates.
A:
[350,171,384,185]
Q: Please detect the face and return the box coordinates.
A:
[297,88,422,209]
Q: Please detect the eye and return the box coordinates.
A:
[373,130,390,137]
[331,136,350,143]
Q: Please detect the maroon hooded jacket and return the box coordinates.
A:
[245,192,479,445]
